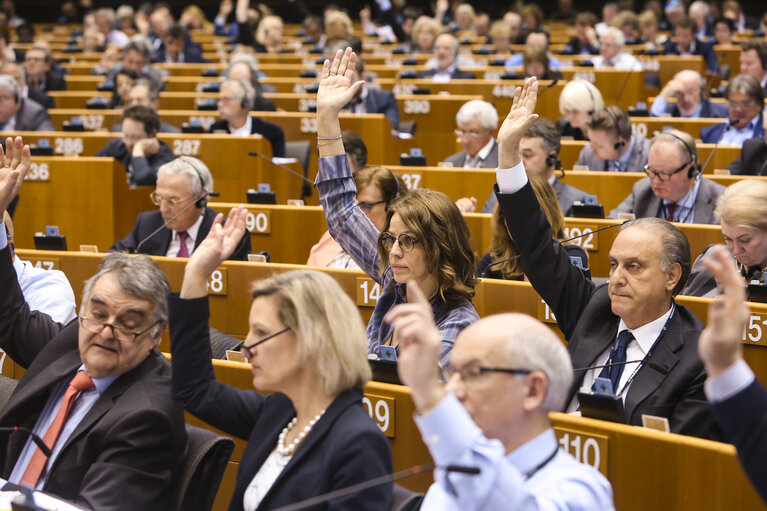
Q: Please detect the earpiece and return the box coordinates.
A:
[664,131,700,178]
[180,156,210,208]
[603,107,627,153]
[546,152,562,170]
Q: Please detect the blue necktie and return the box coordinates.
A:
[594,330,634,394]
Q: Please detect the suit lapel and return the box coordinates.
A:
[567,318,619,401]
[194,209,215,251]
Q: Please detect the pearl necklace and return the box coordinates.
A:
[277,408,326,457]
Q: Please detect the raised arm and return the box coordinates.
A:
[316,48,365,157]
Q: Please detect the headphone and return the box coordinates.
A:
[663,131,701,178]
[584,81,596,115]
[546,153,562,171]
[603,107,627,152]
[180,156,211,208]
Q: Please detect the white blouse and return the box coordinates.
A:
[242,445,292,511]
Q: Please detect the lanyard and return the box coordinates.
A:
[523,447,559,480]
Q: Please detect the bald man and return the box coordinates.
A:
[650,69,729,118]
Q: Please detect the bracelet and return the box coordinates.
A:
[317,140,341,146]
[317,135,343,141]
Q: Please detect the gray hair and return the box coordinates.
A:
[651,129,698,167]
[601,26,625,47]
[228,53,260,81]
[221,78,255,110]
[0,75,19,102]
[158,156,214,196]
[621,218,691,295]
[559,79,604,115]
[250,270,371,396]
[726,73,765,104]
[125,35,152,61]
[455,99,499,130]
[689,1,710,16]
[80,253,170,331]
[95,7,116,25]
[131,78,160,101]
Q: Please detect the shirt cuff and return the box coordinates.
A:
[0,220,7,250]
[495,161,528,194]
[705,359,755,403]
[315,154,351,185]
[650,96,669,117]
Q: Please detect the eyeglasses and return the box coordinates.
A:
[240,326,291,361]
[380,232,420,253]
[149,191,193,208]
[79,315,159,343]
[358,200,386,213]
[454,129,485,139]
[643,161,691,181]
[441,365,532,384]
[727,99,756,109]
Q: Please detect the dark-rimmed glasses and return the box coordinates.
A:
[380,232,420,253]
[240,326,291,361]
[643,161,691,182]
[359,200,386,213]
[79,315,159,343]
[441,365,532,384]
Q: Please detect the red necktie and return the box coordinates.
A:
[177,231,190,258]
[666,204,677,222]
[20,371,95,488]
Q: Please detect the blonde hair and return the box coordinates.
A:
[250,270,371,396]
[325,11,354,41]
[715,180,767,231]
[559,79,605,115]
[255,15,283,46]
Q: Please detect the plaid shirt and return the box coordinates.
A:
[316,154,478,367]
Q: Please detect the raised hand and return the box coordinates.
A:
[384,280,445,410]
[180,206,248,299]
[0,137,30,215]
[316,48,365,119]
[497,77,539,169]
[698,246,749,378]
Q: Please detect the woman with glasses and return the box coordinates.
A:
[700,74,765,146]
[316,48,479,368]
[308,165,405,269]
[169,206,392,511]
[684,179,767,297]
[478,176,589,280]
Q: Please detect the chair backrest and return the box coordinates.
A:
[285,140,312,176]
[209,327,243,359]
[391,483,424,511]
[171,424,235,511]
[0,375,20,409]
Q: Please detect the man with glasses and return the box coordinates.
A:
[700,74,765,146]
[610,130,725,224]
[109,156,251,259]
[96,105,175,186]
[0,136,187,508]
[387,281,615,509]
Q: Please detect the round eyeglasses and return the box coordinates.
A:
[380,232,420,253]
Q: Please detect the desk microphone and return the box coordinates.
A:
[613,67,634,107]
[0,427,52,458]
[538,78,559,96]
[699,118,738,174]
[481,254,521,278]
[270,463,479,511]
[247,151,314,185]
[133,194,211,254]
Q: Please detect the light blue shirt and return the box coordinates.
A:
[504,53,563,69]
[650,96,703,118]
[610,136,635,172]
[721,116,761,146]
[416,393,615,510]
[662,176,701,223]
[9,366,118,489]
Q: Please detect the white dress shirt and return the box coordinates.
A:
[165,213,204,257]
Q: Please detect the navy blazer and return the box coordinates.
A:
[152,40,208,64]
[210,116,286,157]
[364,87,399,130]
[169,294,393,511]
[662,38,719,73]
[700,115,765,144]
[711,379,767,504]
[653,98,729,118]
[496,181,721,440]
[109,207,251,261]
[728,137,767,175]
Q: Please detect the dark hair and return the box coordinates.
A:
[524,118,561,156]
[742,39,767,70]
[165,22,187,41]
[713,17,735,32]
[674,15,697,32]
[575,12,597,27]
[353,166,404,207]
[342,131,367,171]
[523,46,551,78]
[587,106,632,140]
[122,104,160,136]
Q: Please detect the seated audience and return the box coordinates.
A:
[417,33,476,80]
[0,136,187,508]
[739,39,767,96]
[210,78,286,157]
[0,61,54,110]
[96,105,175,186]
[650,69,729,118]
[610,130,725,223]
[23,46,65,92]
[116,79,180,133]
[722,0,759,32]
[94,7,129,47]
[713,17,736,45]
[0,75,54,131]
[494,78,721,439]
[503,11,523,44]
[408,16,441,54]
[591,27,643,70]
[662,15,719,74]
[478,176,588,279]
[237,3,284,54]
[110,157,250,259]
[700,74,765,146]
[488,19,512,56]
[697,245,767,505]
[611,10,642,45]
[95,35,167,93]
[308,165,403,269]
[4,211,76,324]
[562,12,600,55]
[343,60,399,135]
[504,29,563,69]
[484,119,589,215]
[523,46,563,81]
[728,136,767,175]
[170,215,392,510]
[180,5,214,31]
[576,106,650,173]
[226,53,277,111]
[152,23,207,63]
[684,179,767,297]
[556,79,605,140]
[688,0,713,39]
[638,9,667,51]
[388,282,615,509]
[317,49,479,367]
[108,67,139,109]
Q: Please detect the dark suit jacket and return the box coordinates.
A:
[28,89,55,110]
[109,208,251,261]
[95,138,176,186]
[609,176,725,224]
[168,294,393,511]
[7,98,54,131]
[652,98,729,118]
[496,181,720,439]
[727,137,767,175]
[363,87,399,130]
[416,68,476,79]
[662,38,719,73]
[152,41,208,64]
[210,116,285,157]
[700,115,765,144]
[0,245,187,510]
[710,378,767,503]
[29,71,66,92]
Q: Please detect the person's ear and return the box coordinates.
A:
[665,261,683,294]
[521,370,548,412]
